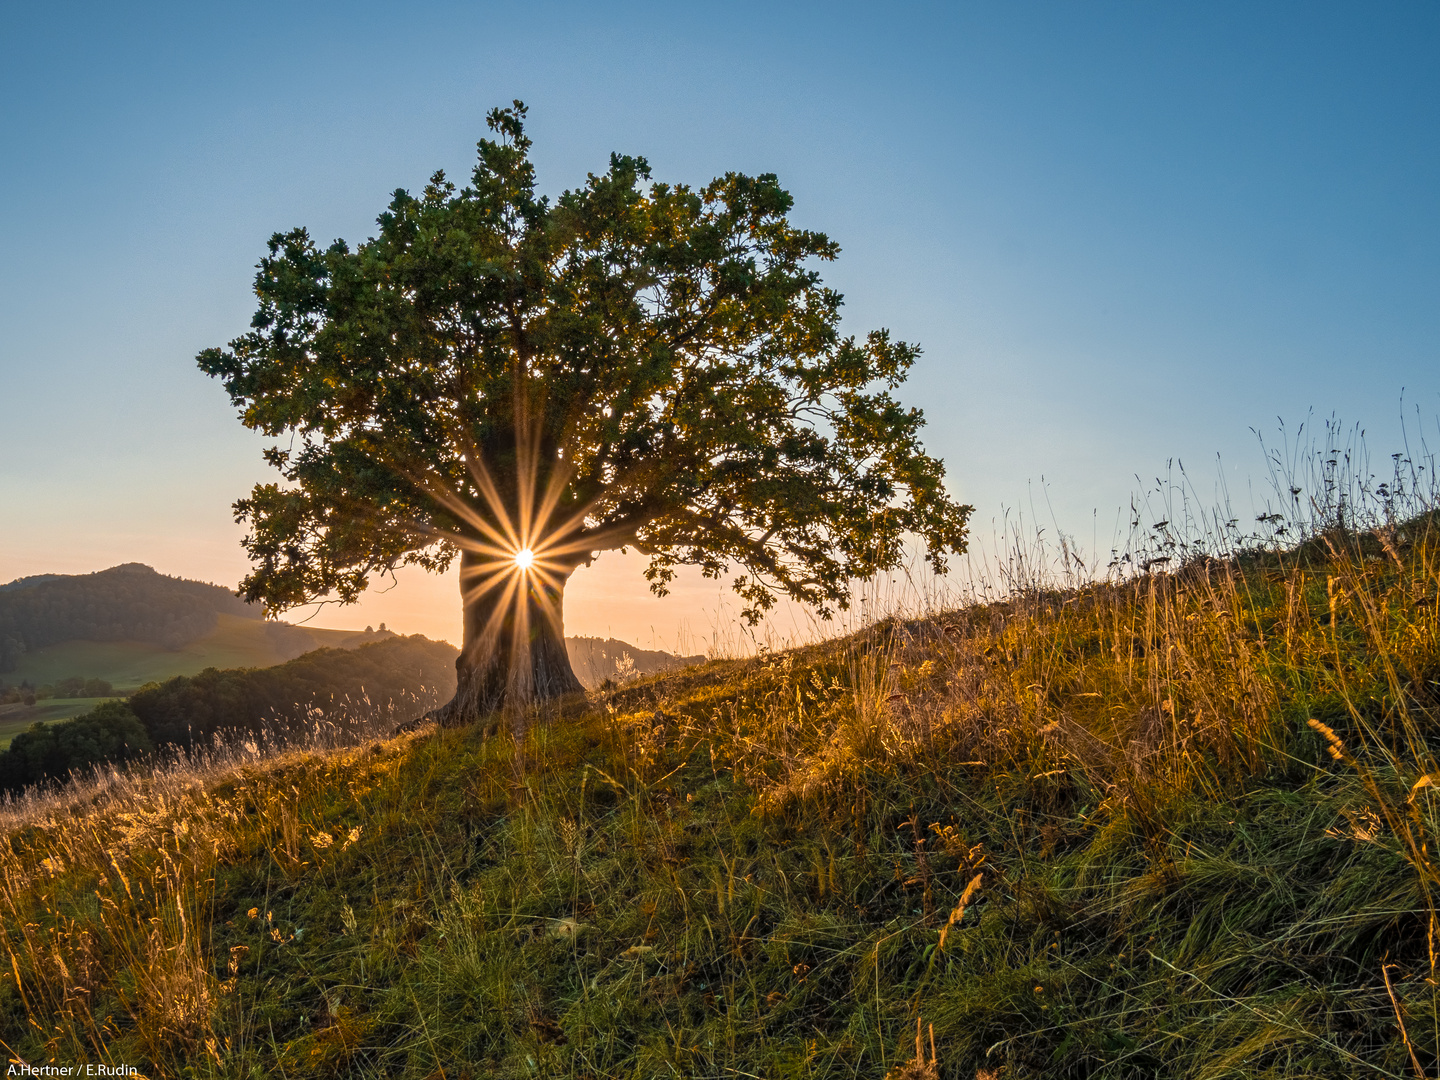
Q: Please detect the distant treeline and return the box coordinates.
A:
[566,636,705,688]
[131,634,457,746]
[0,677,114,706]
[0,563,260,670]
[0,635,458,791]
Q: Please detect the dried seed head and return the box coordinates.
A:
[1307,718,1347,760]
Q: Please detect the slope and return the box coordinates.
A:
[1,508,1437,1077]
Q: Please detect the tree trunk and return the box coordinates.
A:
[429,549,586,730]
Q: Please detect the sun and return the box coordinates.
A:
[513,547,535,571]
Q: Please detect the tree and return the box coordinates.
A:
[0,701,152,793]
[198,102,973,728]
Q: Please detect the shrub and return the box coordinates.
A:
[0,700,152,790]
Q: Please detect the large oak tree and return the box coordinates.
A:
[199,103,972,726]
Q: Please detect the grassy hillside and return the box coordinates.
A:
[1,509,1437,1077]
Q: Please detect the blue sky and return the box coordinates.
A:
[2,1,1436,648]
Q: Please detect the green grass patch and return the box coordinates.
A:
[0,698,123,748]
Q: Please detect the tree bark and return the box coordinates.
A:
[429,548,586,729]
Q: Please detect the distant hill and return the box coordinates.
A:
[0,564,706,742]
[124,634,459,749]
[0,574,63,593]
[0,635,460,790]
[0,562,400,691]
[0,563,263,670]
[566,636,705,687]
[0,630,710,788]
[0,615,398,692]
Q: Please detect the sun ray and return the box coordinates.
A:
[466,572,525,659]
[528,449,578,548]
[363,411,662,714]
[509,586,532,701]
[458,562,511,601]
[457,537,523,575]
[402,469,519,556]
[469,448,524,553]
[515,422,539,552]
[525,574,568,638]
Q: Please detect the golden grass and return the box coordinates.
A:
[1,457,1438,1075]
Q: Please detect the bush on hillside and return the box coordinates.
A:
[0,681,37,706]
[51,676,114,699]
[0,700,152,790]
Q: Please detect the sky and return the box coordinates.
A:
[2,1,1437,652]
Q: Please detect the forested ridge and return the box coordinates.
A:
[0,635,457,790]
[0,563,260,670]
[128,633,457,748]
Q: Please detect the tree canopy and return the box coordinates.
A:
[199,102,971,718]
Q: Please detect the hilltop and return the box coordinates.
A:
[0,564,394,686]
[0,563,267,665]
[1,508,1436,1077]
[0,565,399,743]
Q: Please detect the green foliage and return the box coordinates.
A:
[0,632,22,672]
[43,676,114,699]
[125,634,457,748]
[0,680,36,706]
[198,102,971,626]
[0,699,151,789]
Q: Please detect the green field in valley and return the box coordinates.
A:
[0,616,399,747]
[0,699,108,747]
[3,614,392,693]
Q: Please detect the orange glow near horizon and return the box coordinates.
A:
[361,423,814,660]
[402,423,636,701]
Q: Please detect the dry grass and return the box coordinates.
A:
[2,423,1439,1076]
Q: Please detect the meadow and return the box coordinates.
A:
[0,701,117,752]
[1,440,1438,1078]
